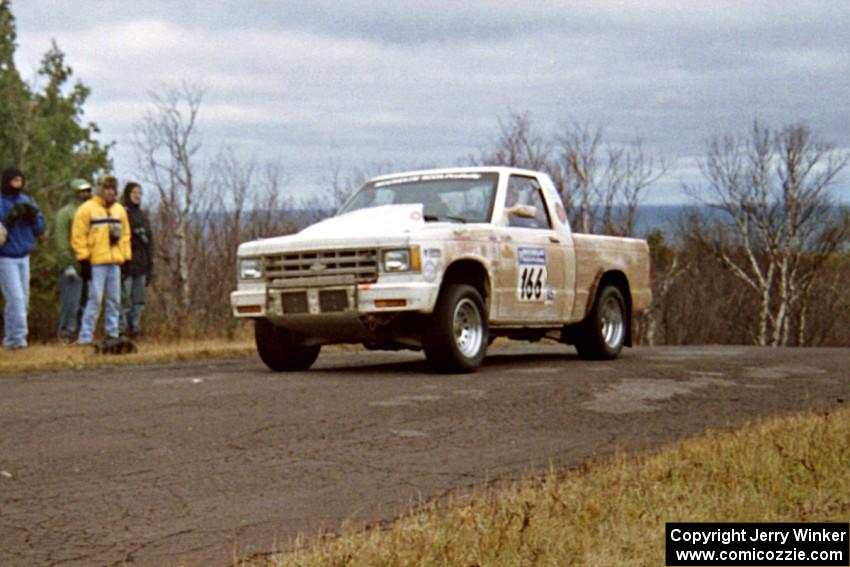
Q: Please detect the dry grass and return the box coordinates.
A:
[264,406,850,567]
[0,338,257,376]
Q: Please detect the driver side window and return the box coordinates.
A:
[506,176,551,229]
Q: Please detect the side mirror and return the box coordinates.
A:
[505,204,537,219]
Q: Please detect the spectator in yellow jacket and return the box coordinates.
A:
[71,175,131,345]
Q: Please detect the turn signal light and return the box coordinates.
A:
[375,299,407,308]
[237,305,263,314]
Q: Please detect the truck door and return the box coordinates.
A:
[491,175,569,324]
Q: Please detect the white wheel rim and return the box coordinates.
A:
[600,295,624,349]
[453,298,483,358]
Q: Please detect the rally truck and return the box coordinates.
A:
[231,167,652,373]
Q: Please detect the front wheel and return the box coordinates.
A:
[255,319,321,371]
[575,285,627,360]
[423,284,488,373]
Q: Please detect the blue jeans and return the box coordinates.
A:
[0,256,29,348]
[121,274,146,335]
[78,264,121,344]
[58,269,84,340]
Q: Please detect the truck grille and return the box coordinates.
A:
[263,248,379,285]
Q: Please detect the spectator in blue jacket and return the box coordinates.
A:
[0,167,45,349]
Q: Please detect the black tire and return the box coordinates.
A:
[575,285,627,360]
[254,319,320,371]
[423,284,488,373]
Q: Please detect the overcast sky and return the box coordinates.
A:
[13,1,850,203]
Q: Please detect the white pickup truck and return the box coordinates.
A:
[231,167,651,373]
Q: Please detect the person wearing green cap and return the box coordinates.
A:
[55,178,92,342]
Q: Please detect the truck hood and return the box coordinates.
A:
[239,204,436,256]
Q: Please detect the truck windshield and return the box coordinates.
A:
[338,172,499,223]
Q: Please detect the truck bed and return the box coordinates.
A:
[571,233,652,320]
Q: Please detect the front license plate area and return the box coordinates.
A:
[271,287,357,315]
[319,289,349,313]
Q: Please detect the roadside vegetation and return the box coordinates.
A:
[261,406,850,567]
[0,335,254,376]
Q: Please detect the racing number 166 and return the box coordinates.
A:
[518,266,547,301]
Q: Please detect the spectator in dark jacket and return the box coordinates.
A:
[119,182,153,337]
[0,166,45,349]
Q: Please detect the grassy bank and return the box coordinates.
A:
[265,406,850,566]
[0,338,256,376]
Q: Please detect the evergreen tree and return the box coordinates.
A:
[0,0,111,340]
[0,0,29,165]
[27,40,112,212]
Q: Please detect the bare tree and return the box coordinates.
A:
[207,146,251,254]
[687,122,849,346]
[554,121,669,235]
[477,113,668,236]
[251,162,297,238]
[805,250,850,345]
[319,158,404,211]
[475,111,552,171]
[134,82,204,332]
[553,122,600,233]
[193,150,297,338]
[320,159,362,211]
[637,229,689,346]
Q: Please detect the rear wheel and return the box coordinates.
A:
[575,285,627,360]
[423,284,488,373]
[255,319,321,371]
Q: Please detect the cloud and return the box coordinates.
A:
[11,1,850,203]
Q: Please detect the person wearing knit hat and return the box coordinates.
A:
[0,166,46,349]
[55,178,93,343]
[119,181,153,338]
[71,175,131,346]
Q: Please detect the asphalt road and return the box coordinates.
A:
[0,345,847,566]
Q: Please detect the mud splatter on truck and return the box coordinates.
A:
[232,167,651,373]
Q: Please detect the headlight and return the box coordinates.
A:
[383,247,421,272]
[239,258,263,280]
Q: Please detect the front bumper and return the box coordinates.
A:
[231,280,439,319]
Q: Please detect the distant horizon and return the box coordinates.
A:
[200,202,848,239]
